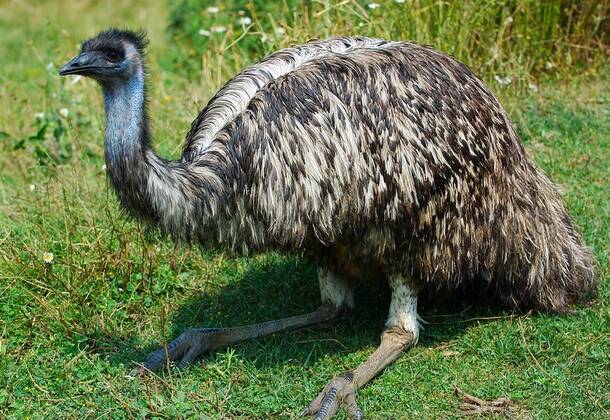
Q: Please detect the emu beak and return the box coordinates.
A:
[59,51,107,76]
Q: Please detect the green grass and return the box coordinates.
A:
[166,0,608,94]
[1,1,609,418]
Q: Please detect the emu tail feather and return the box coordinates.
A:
[496,167,597,312]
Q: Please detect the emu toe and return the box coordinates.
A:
[301,372,363,420]
[134,327,224,374]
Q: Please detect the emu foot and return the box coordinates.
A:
[301,372,363,420]
[130,306,345,378]
[133,328,224,374]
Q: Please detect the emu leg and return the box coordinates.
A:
[135,268,354,374]
[136,304,343,373]
[302,276,419,419]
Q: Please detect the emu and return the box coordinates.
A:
[60,29,596,418]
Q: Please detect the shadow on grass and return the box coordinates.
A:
[84,255,524,372]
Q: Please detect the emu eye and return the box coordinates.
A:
[107,50,121,62]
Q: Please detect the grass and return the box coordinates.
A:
[0,0,609,418]
[166,0,608,94]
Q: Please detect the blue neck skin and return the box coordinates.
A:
[101,70,148,165]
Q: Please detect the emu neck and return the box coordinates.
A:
[100,67,224,242]
[101,70,156,221]
[102,71,147,169]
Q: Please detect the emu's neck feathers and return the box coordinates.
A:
[101,70,205,239]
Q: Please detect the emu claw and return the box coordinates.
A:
[301,372,362,420]
[132,327,223,375]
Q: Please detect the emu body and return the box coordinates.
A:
[60,30,596,418]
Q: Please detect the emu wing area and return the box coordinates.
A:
[226,44,519,255]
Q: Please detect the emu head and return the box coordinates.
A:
[59,29,147,82]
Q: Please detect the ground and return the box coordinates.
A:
[0,1,608,418]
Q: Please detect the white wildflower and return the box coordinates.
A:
[35,112,45,120]
[368,3,380,9]
[545,61,554,70]
[211,26,227,33]
[206,6,219,14]
[42,252,54,264]
[395,0,405,3]
[358,22,365,27]
[101,164,107,171]
[528,83,539,92]
[198,29,211,37]
[238,16,252,26]
[29,184,36,192]
[46,62,54,71]
[261,33,269,43]
[59,108,69,118]
[494,75,512,86]
[275,27,286,35]
[71,75,83,85]
[506,16,514,24]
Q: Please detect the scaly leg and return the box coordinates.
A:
[302,275,419,419]
[135,267,354,373]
